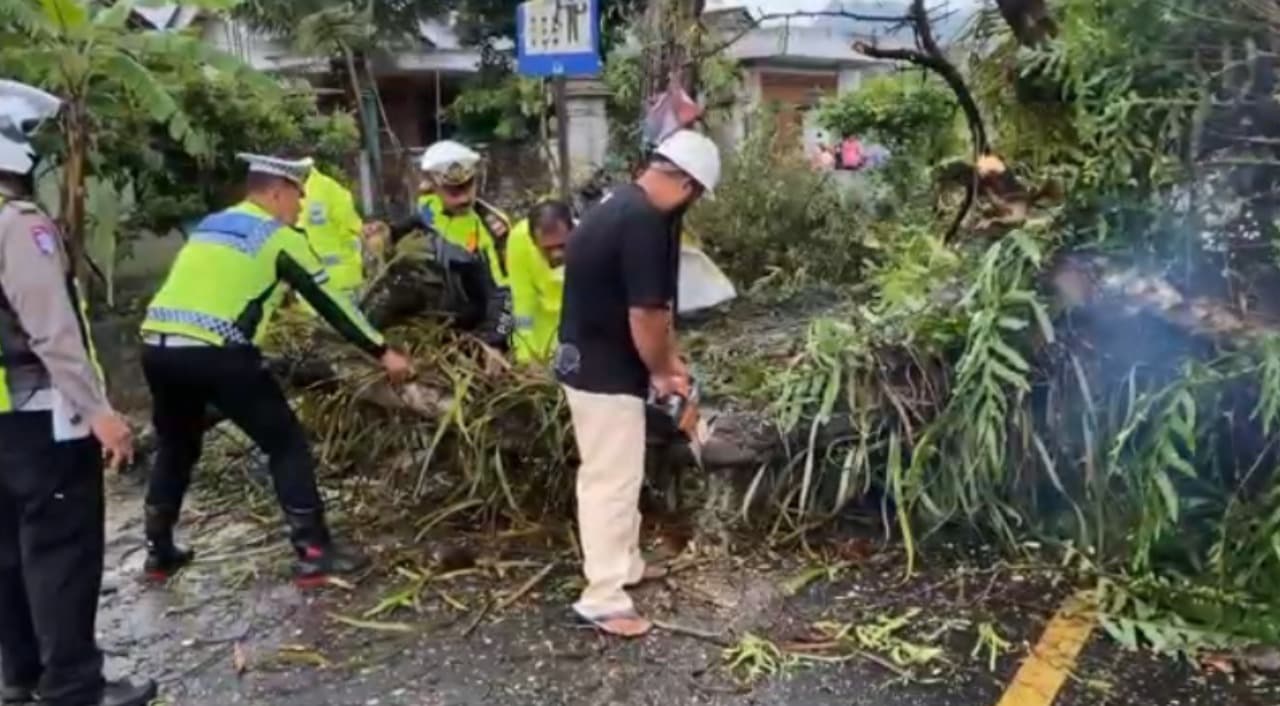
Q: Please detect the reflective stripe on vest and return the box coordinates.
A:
[191,211,280,255]
[144,307,251,345]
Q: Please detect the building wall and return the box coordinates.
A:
[723,69,763,147]
[838,67,864,93]
[722,62,887,153]
[757,68,839,151]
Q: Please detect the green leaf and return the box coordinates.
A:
[988,358,1031,392]
[39,0,88,31]
[990,338,1031,373]
[95,0,135,29]
[1153,471,1178,524]
[0,0,52,36]
[102,52,178,122]
[1159,443,1196,478]
[997,316,1029,331]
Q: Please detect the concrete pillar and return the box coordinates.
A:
[563,78,611,181]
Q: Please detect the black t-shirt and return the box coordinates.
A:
[556,183,677,397]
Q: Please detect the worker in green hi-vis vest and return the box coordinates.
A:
[297,167,366,306]
[385,140,515,349]
[507,200,574,365]
[138,152,414,589]
[0,79,158,706]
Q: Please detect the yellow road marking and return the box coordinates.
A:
[995,589,1098,706]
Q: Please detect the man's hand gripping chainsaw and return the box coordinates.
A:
[647,375,711,467]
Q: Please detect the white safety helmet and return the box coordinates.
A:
[418,140,481,186]
[0,79,61,175]
[653,129,721,197]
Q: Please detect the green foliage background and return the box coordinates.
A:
[0,0,359,241]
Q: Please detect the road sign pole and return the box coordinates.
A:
[554,75,571,202]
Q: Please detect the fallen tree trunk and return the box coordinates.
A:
[253,246,1280,545]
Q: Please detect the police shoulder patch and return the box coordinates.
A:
[31,223,57,256]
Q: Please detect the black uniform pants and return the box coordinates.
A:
[0,412,105,706]
[141,345,323,518]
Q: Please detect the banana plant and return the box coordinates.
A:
[0,0,252,278]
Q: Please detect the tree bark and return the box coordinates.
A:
[60,100,88,280]
[994,0,1057,48]
[640,0,702,113]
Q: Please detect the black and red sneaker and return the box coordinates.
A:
[292,541,370,588]
[285,507,369,587]
[143,544,194,583]
[142,504,193,582]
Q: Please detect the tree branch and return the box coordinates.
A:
[690,1,990,242]
[855,0,990,242]
[690,9,911,67]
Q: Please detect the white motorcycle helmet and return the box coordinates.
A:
[0,80,61,175]
[418,140,481,187]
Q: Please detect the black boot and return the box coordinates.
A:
[143,505,194,581]
[99,678,157,706]
[0,684,33,704]
[284,509,370,587]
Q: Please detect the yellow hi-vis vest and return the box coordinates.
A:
[506,219,563,364]
[300,169,364,294]
[417,193,512,287]
[142,201,385,354]
[0,195,102,413]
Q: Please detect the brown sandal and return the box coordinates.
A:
[574,608,653,637]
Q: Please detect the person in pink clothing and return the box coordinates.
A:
[840,136,865,170]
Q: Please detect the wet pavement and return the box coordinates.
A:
[34,477,1278,706]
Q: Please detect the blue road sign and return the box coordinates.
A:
[516,0,601,77]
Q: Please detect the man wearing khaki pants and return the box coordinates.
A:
[554,131,721,637]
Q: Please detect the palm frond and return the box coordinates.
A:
[98,50,211,158]
[100,51,178,123]
[0,0,52,37]
[294,4,373,54]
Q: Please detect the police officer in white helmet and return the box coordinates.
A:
[553,129,720,638]
[0,80,157,705]
[377,140,515,347]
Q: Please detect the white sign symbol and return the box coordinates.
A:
[523,0,591,57]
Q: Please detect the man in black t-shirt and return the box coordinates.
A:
[554,130,721,637]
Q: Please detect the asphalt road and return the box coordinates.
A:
[2,477,1271,706]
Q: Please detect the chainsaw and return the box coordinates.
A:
[647,376,712,468]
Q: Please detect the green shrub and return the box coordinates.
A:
[689,110,869,287]
[818,72,962,200]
